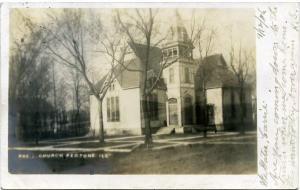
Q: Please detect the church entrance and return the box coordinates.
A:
[168,98,178,125]
[184,95,193,125]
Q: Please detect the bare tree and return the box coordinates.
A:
[68,68,87,135]
[9,15,49,107]
[116,9,178,147]
[42,9,128,143]
[189,11,217,136]
[12,54,53,144]
[9,13,51,141]
[229,40,254,134]
[189,12,216,60]
[29,57,53,144]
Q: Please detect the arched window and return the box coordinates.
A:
[168,98,178,125]
[172,47,178,56]
[168,98,177,104]
[184,67,190,83]
[107,96,120,122]
[163,50,168,60]
[168,48,172,56]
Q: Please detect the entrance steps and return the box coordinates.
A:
[155,126,184,135]
[155,125,212,135]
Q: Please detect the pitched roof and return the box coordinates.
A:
[129,42,162,73]
[95,43,166,91]
[195,54,238,90]
[115,58,141,89]
[165,10,191,43]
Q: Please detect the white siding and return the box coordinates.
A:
[103,79,142,135]
[90,79,142,136]
[206,88,223,129]
[89,95,100,136]
[119,88,142,134]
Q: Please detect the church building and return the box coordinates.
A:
[89,11,254,136]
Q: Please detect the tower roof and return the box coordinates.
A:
[166,10,191,45]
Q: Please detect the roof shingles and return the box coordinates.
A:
[195,54,238,90]
[95,43,165,91]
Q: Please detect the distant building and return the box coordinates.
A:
[194,54,253,131]
[89,11,254,136]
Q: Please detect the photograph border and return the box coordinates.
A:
[1,2,298,189]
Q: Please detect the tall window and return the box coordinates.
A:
[111,97,115,120]
[184,67,190,83]
[168,98,178,125]
[163,47,178,60]
[107,98,111,121]
[168,49,172,57]
[163,50,168,60]
[179,46,188,58]
[169,68,174,84]
[116,97,120,120]
[107,97,120,122]
[172,47,178,57]
[148,94,158,120]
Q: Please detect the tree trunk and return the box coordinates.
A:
[201,90,207,137]
[202,84,208,137]
[141,96,152,147]
[97,98,105,143]
[239,86,245,135]
[75,111,79,136]
[9,97,18,140]
[34,112,40,145]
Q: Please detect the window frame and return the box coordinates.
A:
[184,67,190,83]
[106,96,120,122]
[172,47,178,57]
[107,98,111,121]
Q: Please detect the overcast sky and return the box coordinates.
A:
[10,8,255,54]
[10,7,255,83]
[10,8,255,110]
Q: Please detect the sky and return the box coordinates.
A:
[10,8,255,49]
[10,7,256,58]
[10,8,255,109]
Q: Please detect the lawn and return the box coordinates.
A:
[108,142,257,174]
[9,136,257,174]
[55,141,125,148]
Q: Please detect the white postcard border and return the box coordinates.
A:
[1,2,299,189]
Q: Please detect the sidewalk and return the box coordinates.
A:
[9,131,257,153]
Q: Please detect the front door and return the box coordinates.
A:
[184,96,193,125]
[168,98,178,125]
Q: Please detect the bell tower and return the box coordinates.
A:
[162,10,196,128]
[162,10,194,62]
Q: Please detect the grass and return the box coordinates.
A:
[109,142,257,174]
[9,138,257,174]
[56,141,124,148]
